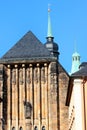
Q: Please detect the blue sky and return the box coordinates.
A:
[0,0,87,73]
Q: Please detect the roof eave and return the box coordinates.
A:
[0,56,57,64]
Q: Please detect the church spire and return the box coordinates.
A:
[45,5,59,60]
[47,5,53,37]
[70,41,81,74]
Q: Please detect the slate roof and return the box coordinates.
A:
[79,62,87,68]
[0,31,55,63]
[71,62,87,77]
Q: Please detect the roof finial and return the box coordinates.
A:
[47,4,53,37]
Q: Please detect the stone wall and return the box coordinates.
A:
[58,64,69,130]
[0,62,69,130]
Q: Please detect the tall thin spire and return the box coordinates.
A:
[47,4,53,37]
[45,5,59,60]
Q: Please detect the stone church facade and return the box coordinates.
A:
[0,31,69,130]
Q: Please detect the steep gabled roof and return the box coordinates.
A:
[1,31,52,61]
[2,31,50,59]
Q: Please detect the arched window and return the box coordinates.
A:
[34,126,38,130]
[42,126,45,130]
[20,127,23,130]
[12,127,15,130]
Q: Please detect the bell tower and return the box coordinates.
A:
[71,43,81,74]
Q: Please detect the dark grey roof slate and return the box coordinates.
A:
[79,62,87,68]
[1,31,52,60]
[71,63,87,77]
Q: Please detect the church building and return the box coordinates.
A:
[0,9,69,130]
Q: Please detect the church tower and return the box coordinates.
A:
[0,7,69,130]
[71,45,80,74]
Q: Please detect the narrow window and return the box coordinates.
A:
[34,126,38,130]
[12,127,15,130]
[20,127,23,130]
[42,126,45,130]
